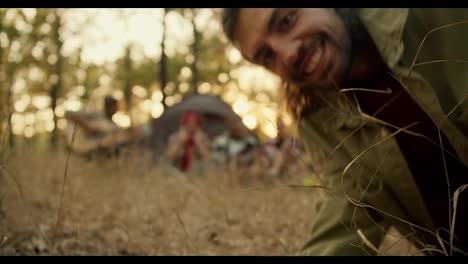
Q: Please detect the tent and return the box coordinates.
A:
[148,94,252,153]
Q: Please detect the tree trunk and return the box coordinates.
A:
[159,8,168,109]
[0,15,4,144]
[191,8,199,95]
[0,13,3,120]
[0,12,14,149]
[3,57,16,149]
[123,45,132,116]
[49,10,63,147]
[6,81,14,148]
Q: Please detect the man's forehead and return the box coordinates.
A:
[233,8,275,61]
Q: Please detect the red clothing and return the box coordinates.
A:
[180,137,195,172]
[179,112,202,172]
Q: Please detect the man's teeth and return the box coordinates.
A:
[304,45,323,74]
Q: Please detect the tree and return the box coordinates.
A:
[190,8,200,95]
[159,8,168,109]
[0,9,30,148]
[0,9,14,149]
[123,45,132,114]
[49,9,64,147]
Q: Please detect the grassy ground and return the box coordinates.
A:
[0,147,419,255]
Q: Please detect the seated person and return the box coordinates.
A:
[166,112,210,173]
[65,96,141,157]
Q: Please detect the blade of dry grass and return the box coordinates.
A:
[434,88,467,256]
[345,194,467,255]
[380,230,414,256]
[340,122,419,183]
[362,208,407,241]
[414,59,468,67]
[359,112,465,164]
[411,247,447,256]
[450,184,468,256]
[439,95,466,125]
[328,88,405,160]
[340,87,393,94]
[356,228,380,254]
[389,72,468,255]
[174,208,197,254]
[435,228,449,255]
[350,151,387,236]
[239,184,333,192]
[408,20,468,78]
[339,219,373,256]
[388,73,467,164]
[51,88,97,253]
[345,195,433,236]
[436,128,452,255]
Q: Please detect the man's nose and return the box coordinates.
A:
[271,38,301,71]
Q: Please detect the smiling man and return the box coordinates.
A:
[232,8,354,88]
[222,8,468,255]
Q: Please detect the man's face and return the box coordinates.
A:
[105,103,118,118]
[233,8,352,88]
[183,119,199,135]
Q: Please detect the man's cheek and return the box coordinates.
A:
[273,68,289,82]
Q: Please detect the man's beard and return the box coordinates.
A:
[299,9,368,91]
[284,8,368,115]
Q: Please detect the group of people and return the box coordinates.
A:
[166,110,307,181]
[162,110,308,182]
[65,95,307,182]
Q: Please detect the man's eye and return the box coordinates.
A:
[278,11,296,32]
[263,50,274,67]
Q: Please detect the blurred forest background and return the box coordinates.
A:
[0,8,288,151]
[0,8,417,256]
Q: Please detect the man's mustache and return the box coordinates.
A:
[290,33,325,82]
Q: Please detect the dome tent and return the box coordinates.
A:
[149,94,252,153]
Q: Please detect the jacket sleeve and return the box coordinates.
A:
[302,193,390,256]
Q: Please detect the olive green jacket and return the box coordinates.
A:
[300,8,468,255]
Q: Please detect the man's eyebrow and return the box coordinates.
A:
[267,8,280,34]
[252,9,280,63]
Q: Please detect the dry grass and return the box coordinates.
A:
[0,147,322,255]
[0,146,422,256]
